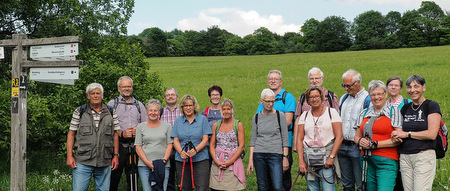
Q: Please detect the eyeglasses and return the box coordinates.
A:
[262,99,275,104]
[308,95,321,100]
[183,105,194,108]
[268,78,281,82]
[165,93,176,97]
[210,94,221,97]
[309,77,322,81]
[147,109,160,113]
[388,84,400,88]
[341,81,358,88]
[119,86,132,89]
[370,92,386,97]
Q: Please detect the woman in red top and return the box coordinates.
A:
[354,80,403,191]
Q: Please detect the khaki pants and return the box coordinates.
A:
[399,150,436,191]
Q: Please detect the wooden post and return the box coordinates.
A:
[0,34,82,191]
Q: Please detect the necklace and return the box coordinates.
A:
[312,106,324,126]
[411,100,425,111]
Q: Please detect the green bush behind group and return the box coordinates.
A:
[0,45,449,190]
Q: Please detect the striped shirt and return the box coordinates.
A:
[356,102,403,130]
[160,105,182,127]
[69,104,120,131]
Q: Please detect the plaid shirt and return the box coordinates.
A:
[160,105,183,127]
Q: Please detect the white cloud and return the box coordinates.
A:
[177,8,301,37]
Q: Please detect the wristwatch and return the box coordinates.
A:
[329,155,335,159]
[114,153,120,157]
[408,131,412,138]
[283,155,289,158]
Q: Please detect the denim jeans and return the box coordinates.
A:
[72,162,111,191]
[338,143,362,191]
[306,167,336,191]
[253,153,285,191]
[138,166,170,191]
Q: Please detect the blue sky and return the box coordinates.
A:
[127,0,450,37]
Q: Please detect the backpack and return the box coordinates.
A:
[204,106,210,117]
[406,99,448,159]
[274,90,295,131]
[299,91,335,113]
[215,119,246,158]
[79,104,114,119]
[339,93,371,115]
[113,97,141,114]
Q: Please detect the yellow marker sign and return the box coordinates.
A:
[12,87,19,97]
[12,78,19,87]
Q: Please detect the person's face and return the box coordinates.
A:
[406,81,425,101]
[307,90,322,108]
[309,72,323,87]
[209,90,221,105]
[164,89,178,105]
[88,88,103,105]
[118,78,133,97]
[261,95,275,111]
[182,100,194,117]
[147,105,160,121]
[387,80,401,97]
[221,105,233,119]
[342,76,360,96]
[370,88,387,109]
[268,73,282,91]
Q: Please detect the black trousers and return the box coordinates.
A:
[110,143,138,191]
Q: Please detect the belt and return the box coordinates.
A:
[419,149,433,153]
[342,140,355,145]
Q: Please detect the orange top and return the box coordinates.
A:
[360,116,398,160]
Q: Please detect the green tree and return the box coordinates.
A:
[283,32,303,53]
[315,16,351,52]
[224,36,246,55]
[167,39,186,56]
[139,27,168,57]
[385,11,403,48]
[203,25,234,56]
[418,1,445,45]
[0,0,164,152]
[245,27,277,55]
[399,10,427,47]
[301,18,320,52]
[440,12,450,45]
[351,10,387,50]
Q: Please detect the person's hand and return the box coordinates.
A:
[180,150,189,159]
[66,156,77,169]
[123,127,136,138]
[282,157,289,172]
[358,137,371,149]
[220,160,232,169]
[325,158,334,168]
[187,148,197,157]
[111,156,119,170]
[145,161,154,172]
[391,130,405,143]
[298,160,307,174]
[246,161,254,175]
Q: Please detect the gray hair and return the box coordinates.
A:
[342,69,362,83]
[117,76,134,87]
[308,67,324,78]
[260,88,275,99]
[86,83,104,95]
[406,75,426,87]
[267,70,282,81]
[165,87,179,97]
[368,80,387,93]
[145,98,162,111]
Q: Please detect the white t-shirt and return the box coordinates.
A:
[299,107,342,147]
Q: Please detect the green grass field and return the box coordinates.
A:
[148,46,450,190]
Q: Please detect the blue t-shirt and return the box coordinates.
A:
[171,114,213,162]
[257,89,296,147]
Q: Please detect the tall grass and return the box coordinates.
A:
[148,46,450,190]
[1,46,448,190]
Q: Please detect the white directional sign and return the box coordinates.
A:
[30,67,79,80]
[30,43,78,58]
[0,47,4,59]
[32,55,76,61]
[33,79,75,85]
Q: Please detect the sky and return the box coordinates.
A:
[127,0,450,37]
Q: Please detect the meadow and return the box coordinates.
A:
[149,46,449,190]
[0,46,449,190]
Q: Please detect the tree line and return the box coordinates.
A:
[132,1,450,57]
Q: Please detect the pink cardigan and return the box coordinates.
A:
[215,147,246,188]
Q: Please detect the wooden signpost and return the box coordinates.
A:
[0,34,82,191]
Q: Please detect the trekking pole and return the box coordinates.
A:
[179,143,189,190]
[188,142,197,189]
[290,170,305,191]
[361,133,371,191]
[129,135,138,191]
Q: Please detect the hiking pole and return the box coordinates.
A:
[361,133,371,191]
[179,143,189,190]
[290,170,305,191]
[188,141,197,189]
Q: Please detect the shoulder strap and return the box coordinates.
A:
[113,97,119,110]
[106,104,114,115]
[390,105,393,118]
[339,93,350,115]
[79,104,88,119]
[255,113,259,125]
[403,98,409,105]
[328,107,332,120]
[233,119,240,137]
[282,91,287,105]
[363,108,370,118]
[215,120,222,136]
[113,97,141,114]
[363,95,371,109]
[205,106,210,117]
[300,93,306,111]
[276,110,281,134]
[304,110,309,121]
[327,91,334,108]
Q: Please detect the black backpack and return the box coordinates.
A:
[79,104,114,119]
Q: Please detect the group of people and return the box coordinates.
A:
[66,67,442,191]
